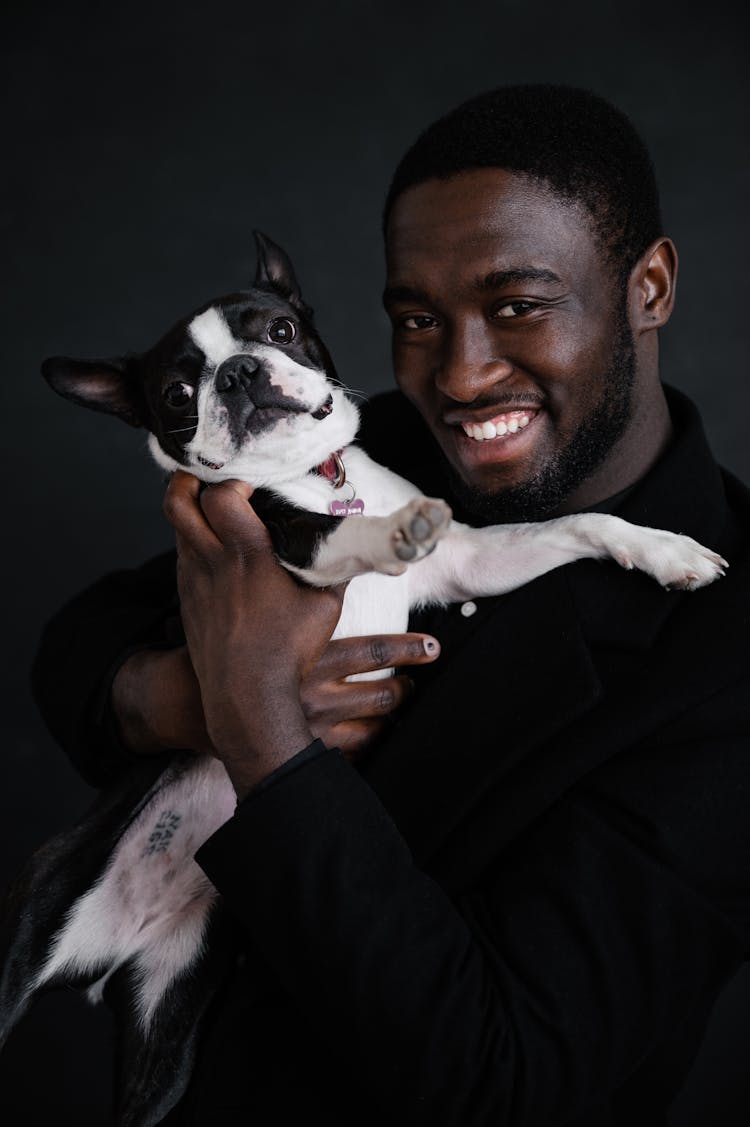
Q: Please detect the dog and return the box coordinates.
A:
[0,232,727,1125]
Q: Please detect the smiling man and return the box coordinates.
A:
[31,87,750,1125]
[383,171,663,522]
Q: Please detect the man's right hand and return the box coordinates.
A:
[300,633,440,757]
[111,633,440,760]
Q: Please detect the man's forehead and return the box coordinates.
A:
[385,168,599,283]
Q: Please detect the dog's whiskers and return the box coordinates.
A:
[329,378,370,404]
[165,423,199,434]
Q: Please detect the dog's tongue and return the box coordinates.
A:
[317,451,344,484]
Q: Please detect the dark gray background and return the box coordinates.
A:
[2,0,748,1121]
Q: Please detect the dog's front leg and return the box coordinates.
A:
[414,512,727,604]
[285,497,453,587]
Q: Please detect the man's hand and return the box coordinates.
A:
[112,633,439,759]
[300,632,440,756]
[156,471,440,795]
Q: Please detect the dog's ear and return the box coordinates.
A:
[253,231,314,319]
[42,356,144,427]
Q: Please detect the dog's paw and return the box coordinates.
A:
[613,527,728,590]
[390,497,452,564]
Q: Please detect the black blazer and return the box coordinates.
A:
[31,387,750,1126]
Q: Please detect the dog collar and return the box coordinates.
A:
[315,450,346,488]
[314,450,365,516]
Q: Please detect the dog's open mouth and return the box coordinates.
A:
[311,394,333,421]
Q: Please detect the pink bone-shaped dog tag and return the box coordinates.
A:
[330,499,365,517]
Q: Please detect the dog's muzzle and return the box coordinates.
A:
[214,353,260,392]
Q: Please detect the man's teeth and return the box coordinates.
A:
[461,412,532,441]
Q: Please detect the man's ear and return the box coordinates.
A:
[253,230,314,318]
[629,237,678,334]
[41,355,144,427]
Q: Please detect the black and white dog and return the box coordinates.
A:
[0,233,726,1125]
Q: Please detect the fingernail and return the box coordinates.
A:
[423,637,440,656]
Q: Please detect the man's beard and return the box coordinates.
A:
[442,312,637,525]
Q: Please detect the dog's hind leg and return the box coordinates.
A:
[110,908,233,1127]
[0,757,169,1047]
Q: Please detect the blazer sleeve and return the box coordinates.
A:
[30,550,180,786]
[195,710,749,1126]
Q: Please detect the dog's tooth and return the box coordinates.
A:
[482,420,497,439]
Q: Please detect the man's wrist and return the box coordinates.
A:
[209,700,314,799]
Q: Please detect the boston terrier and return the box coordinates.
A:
[0,233,726,1125]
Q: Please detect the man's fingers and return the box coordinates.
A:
[164,470,222,552]
[320,718,391,760]
[312,633,441,680]
[164,473,269,560]
[303,673,415,724]
[199,480,272,552]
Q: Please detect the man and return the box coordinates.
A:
[32,86,750,1125]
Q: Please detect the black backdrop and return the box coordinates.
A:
[2,1,749,1121]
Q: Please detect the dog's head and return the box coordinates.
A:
[42,233,360,486]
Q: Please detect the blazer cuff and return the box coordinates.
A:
[195,743,385,886]
[236,737,331,804]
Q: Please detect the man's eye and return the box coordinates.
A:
[268,317,297,345]
[494,301,539,319]
[400,314,438,330]
[163,381,195,407]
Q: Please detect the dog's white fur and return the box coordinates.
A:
[33,757,232,1029]
[36,307,726,1030]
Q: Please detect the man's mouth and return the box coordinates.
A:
[437,405,546,477]
[457,408,538,441]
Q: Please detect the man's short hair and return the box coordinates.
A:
[384,85,663,283]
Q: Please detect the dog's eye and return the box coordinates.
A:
[268,317,296,345]
[163,381,195,407]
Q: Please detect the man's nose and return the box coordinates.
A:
[434,321,513,402]
[215,354,260,392]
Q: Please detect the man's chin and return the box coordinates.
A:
[443,464,570,525]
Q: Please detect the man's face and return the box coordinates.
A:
[384,169,637,522]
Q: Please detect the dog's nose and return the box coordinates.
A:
[215,354,260,392]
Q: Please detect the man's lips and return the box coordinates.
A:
[442,405,542,441]
[440,406,544,468]
[451,407,540,441]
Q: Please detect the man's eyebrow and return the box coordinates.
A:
[477,267,563,290]
[382,268,563,307]
[382,284,429,307]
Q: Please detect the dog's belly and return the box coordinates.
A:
[34,756,235,1025]
[334,570,412,681]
